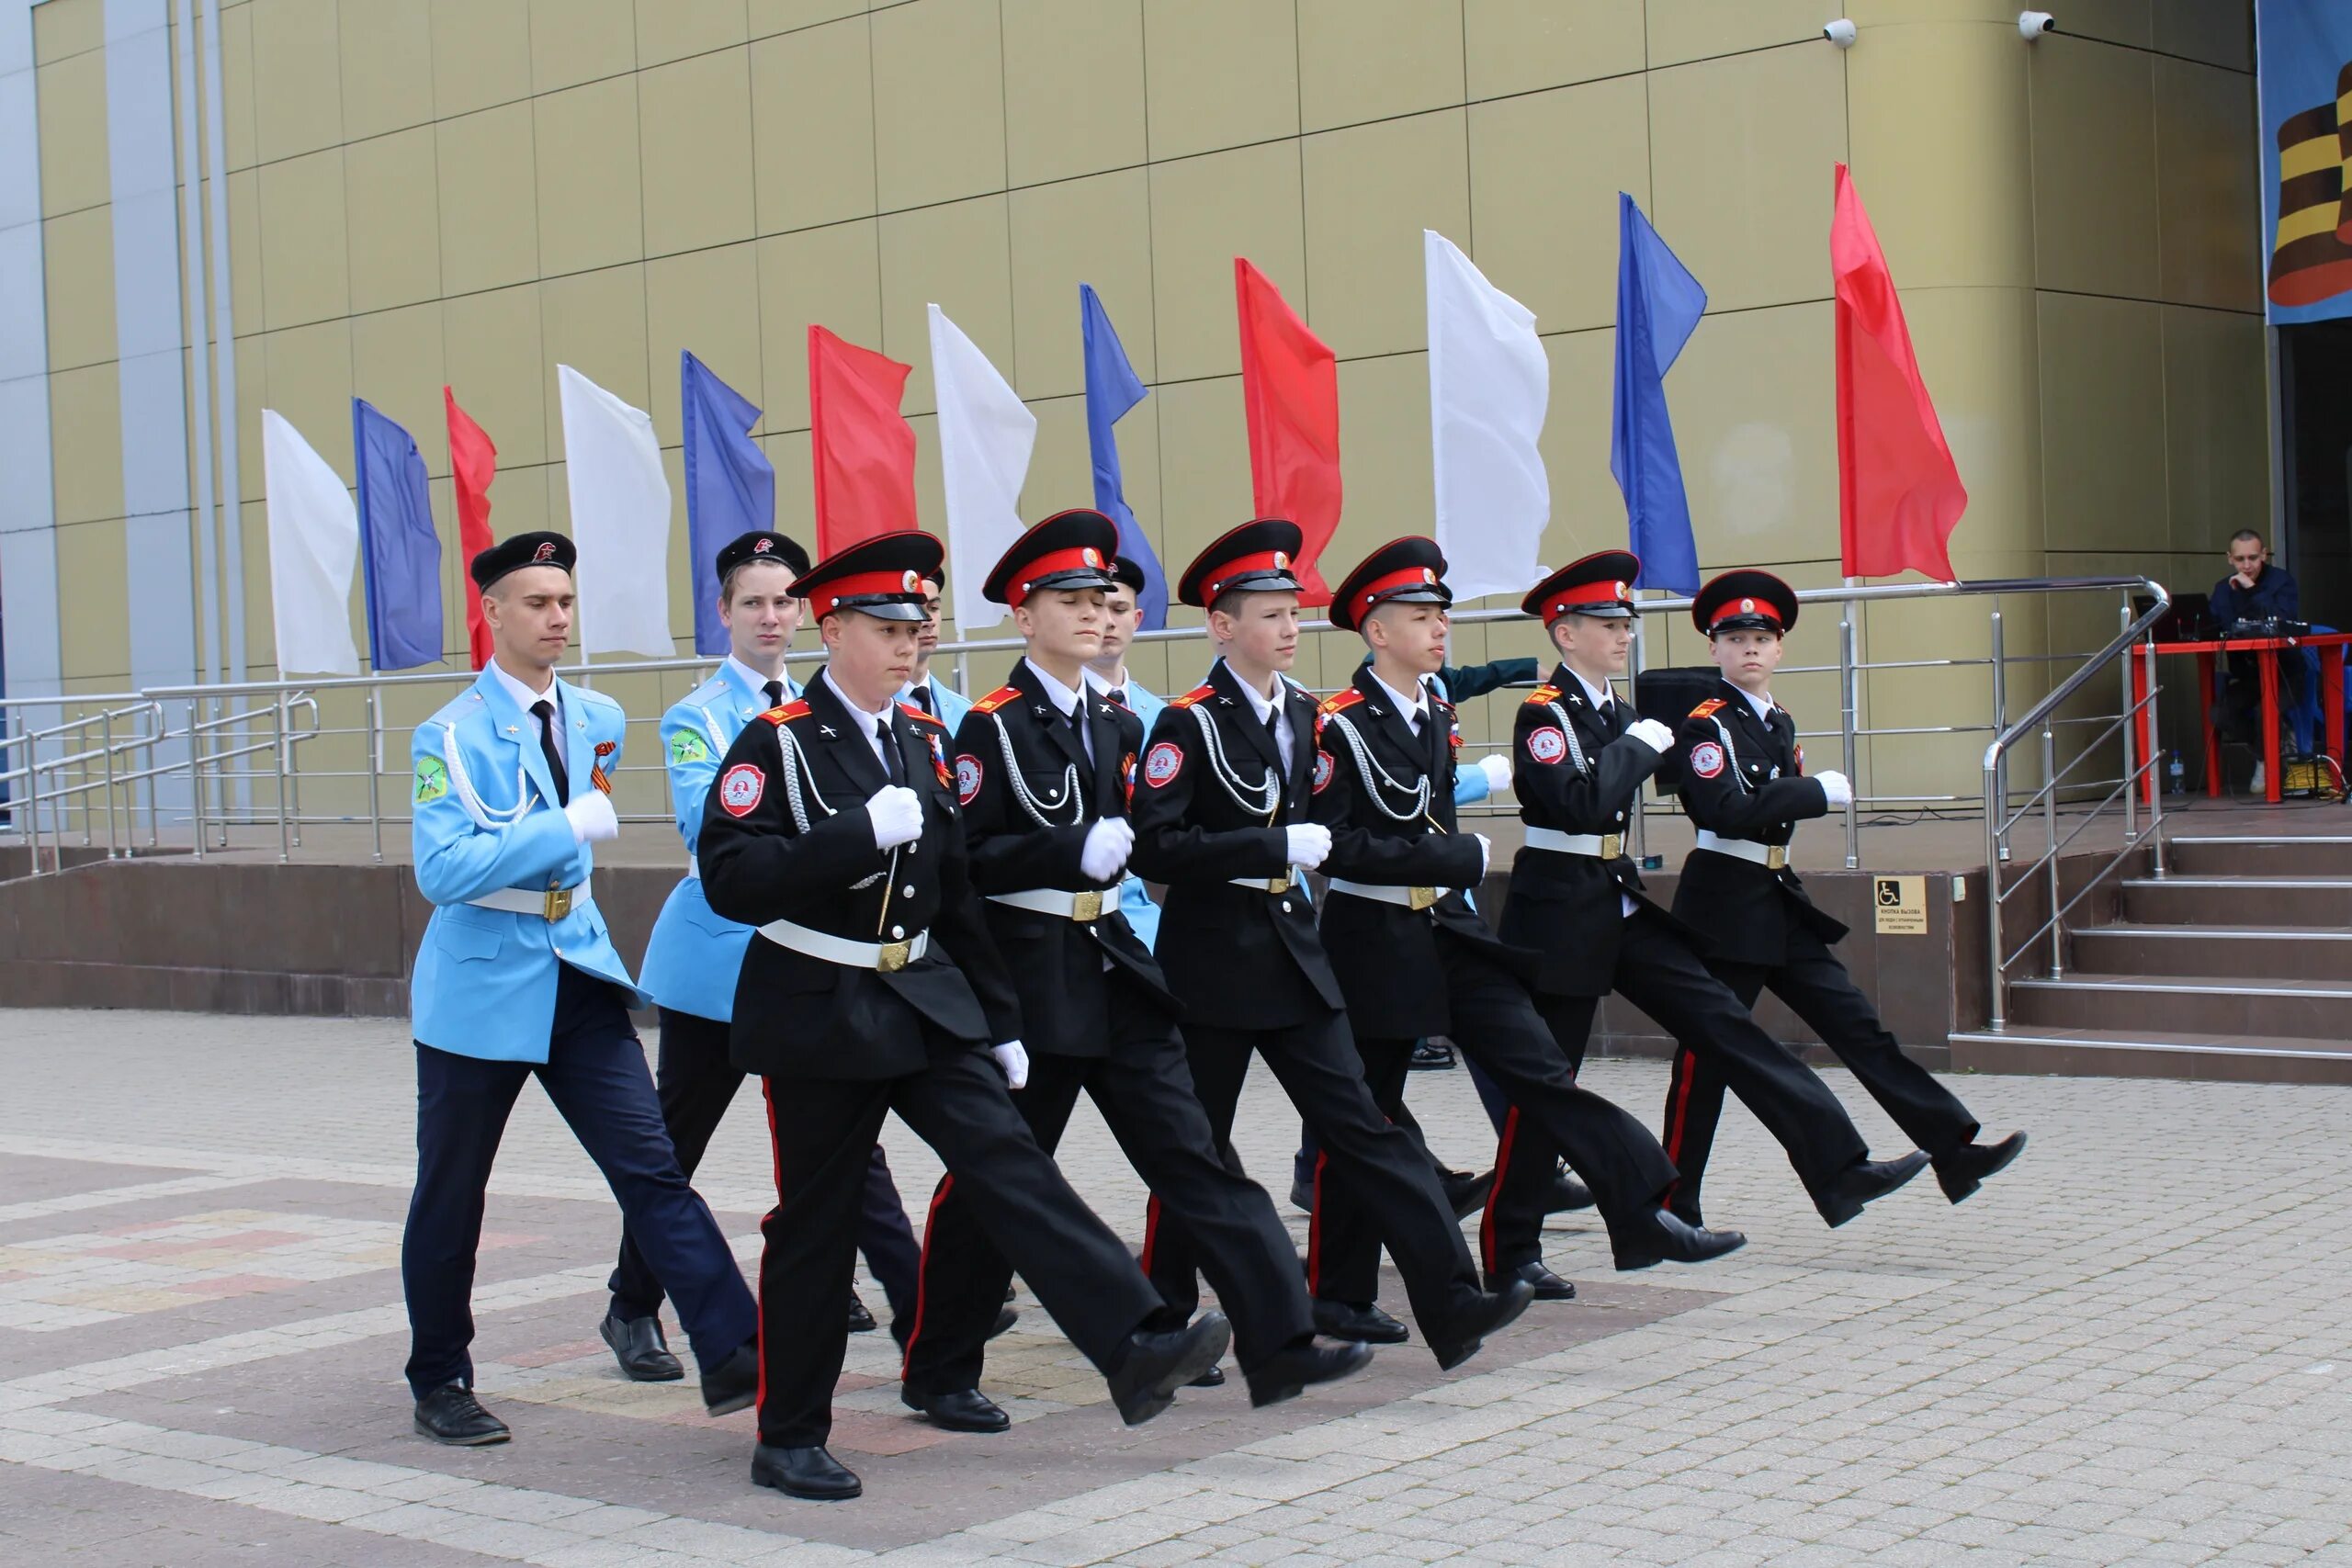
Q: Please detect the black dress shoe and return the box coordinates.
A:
[601,1310,684,1382]
[1310,1298,1410,1344]
[700,1342,759,1416]
[1106,1311,1231,1426]
[1502,1259,1577,1301]
[899,1386,1010,1433]
[1428,1279,1535,1372]
[751,1441,861,1500]
[1545,1169,1595,1213]
[1186,1362,1225,1388]
[989,1306,1019,1339]
[1936,1131,2027,1204]
[1408,1039,1455,1070]
[1289,1174,1316,1214]
[1815,1149,1933,1228]
[1245,1337,1374,1408]
[1441,1168,1492,1220]
[1614,1210,1747,1271]
[846,1292,877,1335]
[413,1384,509,1446]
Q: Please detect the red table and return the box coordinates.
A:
[2133,632,2351,806]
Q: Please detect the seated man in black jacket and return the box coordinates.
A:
[2211,530,2304,761]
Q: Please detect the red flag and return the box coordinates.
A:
[444,386,498,671]
[808,325,918,558]
[1833,164,1965,582]
[1234,258,1340,604]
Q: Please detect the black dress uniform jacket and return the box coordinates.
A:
[697,672,1020,1077]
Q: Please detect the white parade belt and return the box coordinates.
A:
[989,887,1105,921]
[1326,877,1440,911]
[1228,872,1296,895]
[1522,827,1623,859]
[1693,830,1789,870]
[469,876,590,920]
[757,918,929,973]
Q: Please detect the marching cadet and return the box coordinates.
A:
[1083,556,1165,948]
[899,512,1369,1432]
[1128,519,1533,1362]
[1658,570,2027,1224]
[696,530,1229,1502]
[602,530,932,1383]
[402,533,757,1446]
[1489,550,1931,1248]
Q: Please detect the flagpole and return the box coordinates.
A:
[1840,575,1860,869]
[350,400,380,674]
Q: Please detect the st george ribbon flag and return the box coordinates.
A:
[261,410,361,676]
[930,305,1036,633]
[1234,257,1340,604]
[680,352,775,656]
[808,325,919,558]
[444,388,498,670]
[558,364,676,657]
[351,399,443,671]
[1425,231,1548,603]
[1080,284,1168,629]
[1832,164,1966,582]
[1611,193,1707,595]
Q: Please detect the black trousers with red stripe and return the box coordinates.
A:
[899,1024,1311,1397]
[1660,935,1980,1224]
[753,1038,1159,1449]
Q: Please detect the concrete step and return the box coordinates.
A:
[1949,1025,2352,1085]
[2117,874,2352,927]
[2008,972,2352,1040]
[2167,836,2352,879]
[2067,923,2352,982]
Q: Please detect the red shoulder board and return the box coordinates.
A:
[969,684,1022,716]
[1166,683,1216,710]
[762,700,812,726]
[1526,684,1561,705]
[1317,688,1365,717]
[898,700,947,728]
[1689,697,1725,720]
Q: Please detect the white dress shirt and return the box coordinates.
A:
[488,658,560,723]
[823,669,898,770]
[1370,670,1429,734]
[724,655,795,705]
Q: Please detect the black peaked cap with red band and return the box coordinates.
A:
[1178,518,1305,608]
[983,509,1120,607]
[1330,536,1451,633]
[1692,570,1798,637]
[789,530,944,622]
[470,530,575,591]
[1521,549,1641,623]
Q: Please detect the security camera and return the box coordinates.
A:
[1823,18,1858,47]
[2018,11,2057,38]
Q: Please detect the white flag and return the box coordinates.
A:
[1426,231,1549,603]
[559,364,676,658]
[929,304,1036,633]
[261,410,361,676]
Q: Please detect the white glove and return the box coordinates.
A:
[1815,769,1854,807]
[866,784,924,851]
[1079,818,1136,882]
[991,1040,1030,1090]
[1477,754,1513,793]
[1283,823,1332,871]
[1473,832,1492,878]
[1625,718,1676,754]
[562,791,618,844]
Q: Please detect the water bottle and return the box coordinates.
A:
[2167,750,2187,795]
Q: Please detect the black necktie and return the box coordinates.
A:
[1106,686,1126,708]
[763,679,785,709]
[531,699,570,805]
[910,684,933,716]
[1066,701,1094,773]
[876,716,903,785]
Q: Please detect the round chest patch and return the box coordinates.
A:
[1144,741,1184,789]
[955,754,983,806]
[1690,741,1726,779]
[1527,726,1568,765]
[718,762,765,817]
[1312,751,1334,795]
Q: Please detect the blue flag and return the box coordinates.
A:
[681,352,776,656]
[1080,285,1168,630]
[1611,193,1707,594]
[351,399,443,671]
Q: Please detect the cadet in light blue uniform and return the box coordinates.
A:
[899,562,974,732]
[1084,557,1168,949]
[401,531,757,1450]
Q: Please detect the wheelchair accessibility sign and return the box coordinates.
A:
[1872,874,1928,935]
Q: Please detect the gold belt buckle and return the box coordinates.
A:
[541,886,573,920]
[1407,886,1438,912]
[1766,845,1789,871]
[1600,834,1623,859]
[1269,872,1294,896]
[1070,889,1103,921]
[877,940,912,973]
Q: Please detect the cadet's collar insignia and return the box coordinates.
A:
[1166,682,1217,710]
[819,723,837,737]
[1098,703,1115,716]
[760,699,813,727]
[971,683,1022,715]
[1690,697,1726,719]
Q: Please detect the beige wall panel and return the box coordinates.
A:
[639,50,757,256]
[531,0,636,92]
[1886,287,2044,562]
[48,361,125,526]
[1016,394,1091,517]
[1148,141,1306,383]
[236,497,277,673]
[534,77,645,276]
[476,459,550,543]
[754,220,884,432]
[2035,290,2164,556]
[538,265,653,454]
[36,51,107,217]
[248,0,343,163]
[1150,374,1251,569]
[2033,0,2152,51]
[336,0,432,141]
[1329,351,1435,559]
[343,127,442,315]
[350,303,447,478]
[1661,301,1839,572]
[1008,168,1156,399]
[1532,326,1612,568]
[55,521,130,681]
[435,104,539,296]
[1466,77,1647,334]
[2154,58,2259,312]
[256,148,350,331]
[1462,0,1644,102]
[2153,0,2252,71]
[1846,22,2033,292]
[1647,44,1848,314]
[751,0,864,37]
[1301,110,1469,359]
[430,0,532,118]
[870,0,1005,211]
[1141,0,1300,162]
[645,242,766,438]
[219,1,257,173]
[228,169,265,352]
[761,428,816,541]
[34,0,102,63]
[540,457,570,533]
[233,341,266,502]
[2161,305,2267,557]
[264,321,357,474]
[41,207,117,372]
[1297,0,1464,132]
[654,446,695,644]
[442,283,548,468]
[1003,0,1147,187]
[878,195,1013,415]
[749,17,876,236]
[1646,2,1838,67]
[639,0,750,68]
[2030,37,2158,300]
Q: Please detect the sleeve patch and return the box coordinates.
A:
[955,753,984,806]
[1312,750,1335,794]
[412,756,448,804]
[1526,726,1568,765]
[718,762,765,817]
[669,729,709,764]
[1690,740,1726,779]
[1144,740,1184,788]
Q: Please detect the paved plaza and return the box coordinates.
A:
[0,1010,2348,1565]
